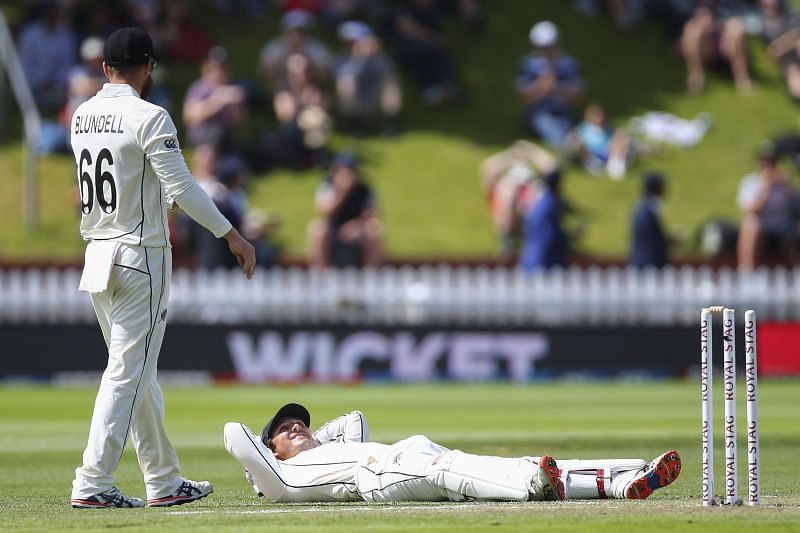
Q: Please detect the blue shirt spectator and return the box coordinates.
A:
[17,2,78,112]
[520,170,569,271]
[515,21,583,149]
[629,173,670,269]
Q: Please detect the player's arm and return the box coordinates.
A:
[140,110,255,278]
[313,411,369,444]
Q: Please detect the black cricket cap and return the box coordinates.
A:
[103,27,157,67]
[261,403,310,445]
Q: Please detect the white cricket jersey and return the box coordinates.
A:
[276,442,391,501]
[282,441,390,486]
[71,83,232,247]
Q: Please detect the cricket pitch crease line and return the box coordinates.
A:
[166,501,619,515]
[167,505,476,515]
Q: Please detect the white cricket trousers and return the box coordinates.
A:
[358,435,536,502]
[72,245,181,500]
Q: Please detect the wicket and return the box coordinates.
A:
[700,307,760,506]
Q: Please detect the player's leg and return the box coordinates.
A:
[126,248,180,494]
[136,377,213,507]
[357,435,452,502]
[544,450,681,499]
[619,450,682,500]
[737,214,761,270]
[361,436,560,502]
[427,447,561,502]
[122,248,212,507]
[720,17,752,93]
[130,380,186,503]
[553,458,646,499]
[72,245,160,507]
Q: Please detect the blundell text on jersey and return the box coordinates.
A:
[74,114,124,135]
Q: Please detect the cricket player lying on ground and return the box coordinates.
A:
[223,403,681,503]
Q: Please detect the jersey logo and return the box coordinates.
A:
[164,138,179,151]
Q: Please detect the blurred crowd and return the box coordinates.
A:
[488,0,800,272]
[10,0,800,271]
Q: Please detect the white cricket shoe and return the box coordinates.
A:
[625,449,681,499]
[71,487,144,509]
[529,455,565,501]
[147,479,213,507]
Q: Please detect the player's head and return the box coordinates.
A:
[261,403,317,460]
[103,27,158,98]
[281,9,313,45]
[758,141,778,167]
[331,151,359,170]
[328,151,360,184]
[530,21,558,53]
[202,46,230,85]
[643,172,665,197]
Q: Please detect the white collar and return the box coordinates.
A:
[98,83,141,98]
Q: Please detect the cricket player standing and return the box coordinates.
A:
[69,27,255,509]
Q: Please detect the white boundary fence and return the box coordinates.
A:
[2,265,799,325]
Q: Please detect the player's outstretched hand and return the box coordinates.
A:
[223,228,256,279]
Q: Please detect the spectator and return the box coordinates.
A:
[572,0,648,31]
[306,152,383,269]
[32,35,108,155]
[737,142,796,270]
[570,103,633,179]
[273,53,327,125]
[64,36,106,130]
[158,0,215,64]
[335,21,402,135]
[17,0,78,113]
[319,0,390,30]
[242,209,283,269]
[628,172,671,269]
[680,1,754,94]
[180,144,245,270]
[515,21,584,150]
[519,169,572,272]
[258,9,332,94]
[448,0,486,31]
[758,0,800,101]
[119,0,163,50]
[183,46,247,152]
[249,99,332,173]
[646,0,698,42]
[772,130,800,167]
[386,0,462,106]
[480,140,558,258]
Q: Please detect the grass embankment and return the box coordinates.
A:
[1,2,799,261]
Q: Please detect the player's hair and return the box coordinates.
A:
[107,63,149,76]
[265,438,275,452]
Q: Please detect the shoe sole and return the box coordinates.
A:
[71,499,112,509]
[71,499,143,509]
[147,487,213,507]
[538,455,565,501]
[625,450,681,500]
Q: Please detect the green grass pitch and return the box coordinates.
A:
[1,381,798,531]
